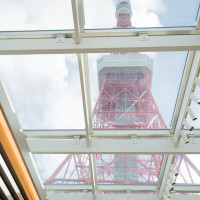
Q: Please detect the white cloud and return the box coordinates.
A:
[84,0,116,29]
[131,0,165,13]
[131,0,165,27]
[0,0,73,31]
[84,0,165,28]
[0,54,85,129]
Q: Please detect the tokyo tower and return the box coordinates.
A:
[44,0,200,186]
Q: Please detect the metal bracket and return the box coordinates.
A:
[73,135,81,144]
[188,134,197,144]
[82,190,88,198]
[55,34,65,43]
[126,189,132,193]
[170,190,177,199]
[19,128,23,134]
[171,137,176,144]
[125,189,132,199]
[139,32,149,41]
[130,134,138,144]
[72,33,82,43]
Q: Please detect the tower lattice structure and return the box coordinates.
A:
[44,0,200,186]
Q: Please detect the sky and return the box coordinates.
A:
[84,0,200,29]
[0,0,199,31]
[0,0,200,188]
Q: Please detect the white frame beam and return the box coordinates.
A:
[156,155,168,190]
[195,6,200,29]
[171,51,195,134]
[44,184,157,192]
[158,155,174,197]
[0,27,198,39]
[24,129,200,139]
[82,54,93,136]
[89,154,97,199]
[78,54,90,146]
[44,184,200,193]
[1,35,200,55]
[77,0,85,32]
[47,193,200,200]
[26,137,200,154]
[174,185,200,193]
[24,129,172,138]
[71,0,80,43]
[173,51,200,146]
[47,194,157,200]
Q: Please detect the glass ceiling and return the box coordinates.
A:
[84,0,200,29]
[33,154,163,186]
[0,0,199,31]
[0,52,186,130]
[33,154,91,185]
[0,0,200,198]
[0,0,73,31]
[96,154,163,185]
[33,154,200,190]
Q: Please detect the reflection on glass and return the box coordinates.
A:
[33,154,91,184]
[174,155,200,185]
[97,154,163,184]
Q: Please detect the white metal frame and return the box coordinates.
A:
[1,35,200,55]
[26,136,200,154]
[46,193,200,200]
[0,0,200,199]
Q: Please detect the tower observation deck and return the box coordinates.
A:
[93,53,166,129]
[115,0,132,28]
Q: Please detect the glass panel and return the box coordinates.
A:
[89,52,187,130]
[84,0,200,29]
[0,0,73,31]
[96,154,163,184]
[174,155,200,185]
[33,154,91,185]
[0,54,84,129]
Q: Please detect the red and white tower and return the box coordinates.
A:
[44,0,200,186]
[115,0,132,28]
[93,53,166,129]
